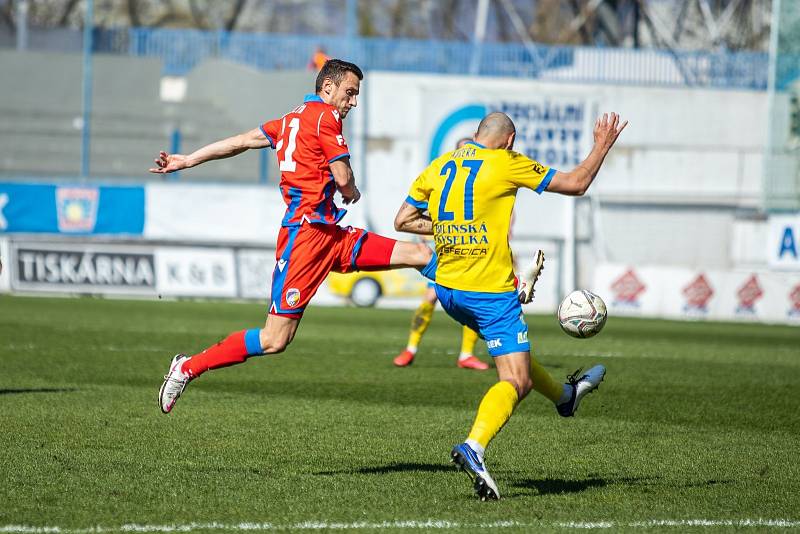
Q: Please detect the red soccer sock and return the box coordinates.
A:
[181,330,254,378]
[355,233,397,270]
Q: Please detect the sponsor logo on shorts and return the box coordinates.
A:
[286,287,301,307]
[487,338,503,349]
[517,331,528,344]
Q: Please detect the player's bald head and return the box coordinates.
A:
[474,112,516,149]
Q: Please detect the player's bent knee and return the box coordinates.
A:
[258,325,297,354]
[261,337,291,354]
[503,376,532,400]
[424,289,438,304]
[518,378,533,400]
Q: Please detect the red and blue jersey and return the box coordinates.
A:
[260,94,351,227]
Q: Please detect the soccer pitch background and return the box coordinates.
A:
[1,295,798,532]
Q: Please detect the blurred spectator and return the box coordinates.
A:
[308,46,331,71]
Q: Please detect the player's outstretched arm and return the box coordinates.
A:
[149,128,272,174]
[329,158,361,205]
[546,112,627,196]
[394,202,433,235]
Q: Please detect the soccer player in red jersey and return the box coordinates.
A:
[150,60,438,413]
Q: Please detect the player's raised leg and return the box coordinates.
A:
[349,231,438,285]
[526,352,606,417]
[555,364,606,417]
[159,225,334,414]
[158,315,300,414]
[517,250,545,304]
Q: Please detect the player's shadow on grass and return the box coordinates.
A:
[0,388,77,396]
[315,462,452,476]
[512,477,609,495]
[511,475,731,498]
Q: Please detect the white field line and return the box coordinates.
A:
[2,519,800,532]
[2,344,169,353]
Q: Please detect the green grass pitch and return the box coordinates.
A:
[1,294,799,532]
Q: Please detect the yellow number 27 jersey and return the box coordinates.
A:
[406,141,554,293]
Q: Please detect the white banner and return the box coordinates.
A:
[236,249,275,300]
[11,242,156,295]
[422,90,593,169]
[768,214,800,270]
[419,84,593,244]
[0,238,10,292]
[145,184,286,245]
[357,73,593,243]
[594,263,800,325]
[155,247,237,298]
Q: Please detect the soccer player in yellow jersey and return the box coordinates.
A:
[394,111,627,500]
[394,137,488,371]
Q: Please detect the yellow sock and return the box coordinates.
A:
[460,326,479,356]
[530,354,565,404]
[407,301,435,350]
[466,381,519,449]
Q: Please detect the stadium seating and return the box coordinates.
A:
[0,51,294,182]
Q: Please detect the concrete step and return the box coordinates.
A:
[0,144,265,181]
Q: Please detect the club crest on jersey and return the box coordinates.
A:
[286,287,301,307]
[332,110,340,121]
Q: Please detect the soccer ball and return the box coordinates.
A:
[557,290,608,338]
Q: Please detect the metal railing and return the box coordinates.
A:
[90,27,771,90]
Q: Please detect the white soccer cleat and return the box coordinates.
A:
[158,354,192,414]
[451,443,501,501]
[557,364,606,417]
[517,250,545,304]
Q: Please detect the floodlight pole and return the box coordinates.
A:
[16,0,28,51]
[80,0,94,179]
[469,0,490,75]
[346,0,357,59]
[762,0,780,210]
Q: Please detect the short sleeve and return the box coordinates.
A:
[506,152,557,194]
[406,164,436,210]
[259,119,280,149]
[318,108,350,163]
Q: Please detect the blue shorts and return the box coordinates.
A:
[434,285,530,357]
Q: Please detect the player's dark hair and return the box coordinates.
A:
[315,59,364,93]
